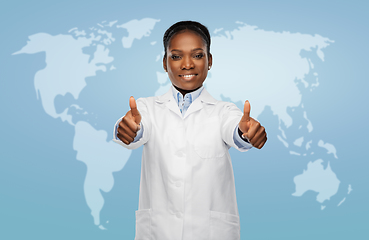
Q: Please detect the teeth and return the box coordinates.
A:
[182,74,195,78]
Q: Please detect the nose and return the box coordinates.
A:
[181,56,194,70]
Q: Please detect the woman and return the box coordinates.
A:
[114,21,267,240]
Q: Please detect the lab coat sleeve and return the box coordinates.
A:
[112,98,151,149]
[220,102,251,152]
[233,124,253,150]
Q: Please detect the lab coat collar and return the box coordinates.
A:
[155,86,218,118]
[197,87,218,105]
[155,86,217,104]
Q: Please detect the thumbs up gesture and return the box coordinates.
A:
[117,96,142,145]
[238,100,267,149]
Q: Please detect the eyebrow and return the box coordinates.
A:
[170,48,205,52]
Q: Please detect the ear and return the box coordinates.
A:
[163,56,167,72]
[208,53,213,69]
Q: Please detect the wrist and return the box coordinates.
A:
[238,127,250,143]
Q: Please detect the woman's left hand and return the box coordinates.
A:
[238,100,267,149]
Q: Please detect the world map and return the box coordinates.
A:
[13,18,350,231]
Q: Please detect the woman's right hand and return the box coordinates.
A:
[117,96,141,145]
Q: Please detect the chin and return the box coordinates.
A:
[181,84,201,91]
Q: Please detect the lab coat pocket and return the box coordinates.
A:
[194,117,226,158]
[135,209,151,240]
[210,211,240,240]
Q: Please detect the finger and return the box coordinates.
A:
[250,125,265,144]
[122,115,139,132]
[252,130,267,148]
[244,120,260,141]
[256,138,267,149]
[117,132,131,145]
[118,130,135,143]
[119,117,137,136]
[120,124,137,139]
[129,96,140,118]
[240,100,251,122]
[118,122,137,140]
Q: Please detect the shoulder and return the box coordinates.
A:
[202,90,238,109]
[211,99,242,119]
[133,97,153,112]
[200,89,242,118]
[135,94,169,112]
[134,92,165,104]
[136,96,155,103]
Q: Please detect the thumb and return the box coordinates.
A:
[241,100,251,122]
[129,96,141,123]
[239,100,251,135]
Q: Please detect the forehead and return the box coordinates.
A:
[168,30,206,50]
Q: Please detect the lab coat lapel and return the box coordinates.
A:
[184,88,217,119]
[155,88,182,118]
[183,98,203,119]
[156,87,218,119]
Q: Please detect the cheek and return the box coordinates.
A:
[167,61,179,72]
[199,58,208,68]
[167,66,177,77]
[198,62,207,73]
[167,68,178,82]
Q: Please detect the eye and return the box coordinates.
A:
[194,53,204,59]
[171,55,181,60]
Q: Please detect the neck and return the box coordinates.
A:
[173,85,202,96]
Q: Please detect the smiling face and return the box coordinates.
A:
[163,30,212,95]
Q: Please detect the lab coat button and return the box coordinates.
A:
[175,181,182,187]
[176,212,182,218]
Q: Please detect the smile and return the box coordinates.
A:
[179,74,197,80]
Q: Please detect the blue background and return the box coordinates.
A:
[1,0,368,239]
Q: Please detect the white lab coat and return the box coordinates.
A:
[113,88,251,240]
